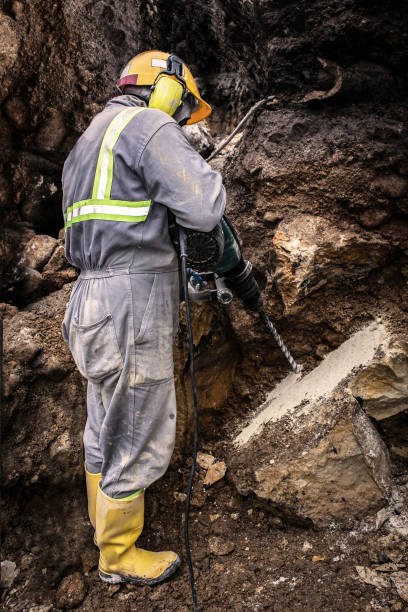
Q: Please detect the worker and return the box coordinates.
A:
[61,50,225,586]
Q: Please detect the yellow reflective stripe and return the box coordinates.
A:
[65,198,151,216]
[118,489,144,500]
[65,212,148,229]
[64,198,151,229]
[92,107,145,200]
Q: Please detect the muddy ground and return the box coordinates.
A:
[1,0,408,610]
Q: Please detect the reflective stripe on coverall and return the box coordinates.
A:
[62,96,225,498]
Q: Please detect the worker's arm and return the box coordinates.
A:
[138,121,226,232]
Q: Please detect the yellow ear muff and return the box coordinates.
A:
[148,75,184,116]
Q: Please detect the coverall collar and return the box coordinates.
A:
[105,95,147,111]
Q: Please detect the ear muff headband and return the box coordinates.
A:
[148,55,190,116]
[149,55,188,98]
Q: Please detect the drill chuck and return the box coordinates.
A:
[214,275,233,304]
[223,258,264,312]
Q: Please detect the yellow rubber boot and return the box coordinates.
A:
[95,485,180,585]
[85,465,102,529]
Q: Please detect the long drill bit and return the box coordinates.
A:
[259,310,301,374]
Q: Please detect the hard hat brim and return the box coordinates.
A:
[187,96,212,125]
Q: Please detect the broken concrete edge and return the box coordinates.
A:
[227,321,395,526]
[233,321,388,447]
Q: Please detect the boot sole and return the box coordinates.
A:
[98,555,181,586]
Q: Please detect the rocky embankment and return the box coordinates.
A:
[1,0,408,610]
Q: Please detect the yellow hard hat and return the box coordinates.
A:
[117,50,212,125]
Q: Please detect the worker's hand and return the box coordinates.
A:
[187,268,207,291]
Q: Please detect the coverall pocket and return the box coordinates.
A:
[132,271,179,384]
[70,314,123,383]
[61,319,69,344]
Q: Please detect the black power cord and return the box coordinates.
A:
[179,228,199,612]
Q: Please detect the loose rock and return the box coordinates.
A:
[349,339,408,421]
[173,491,187,503]
[18,234,58,271]
[18,267,43,297]
[390,572,408,603]
[355,566,391,589]
[386,511,408,539]
[50,431,72,462]
[208,536,235,556]
[9,326,42,363]
[0,560,19,589]
[183,122,214,156]
[55,572,86,609]
[376,534,407,564]
[196,452,215,469]
[106,584,121,597]
[371,175,408,199]
[80,548,99,573]
[359,208,391,229]
[375,563,402,572]
[203,461,227,486]
[376,507,392,530]
[42,244,78,290]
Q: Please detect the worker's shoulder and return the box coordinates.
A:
[135,107,179,136]
[140,106,177,124]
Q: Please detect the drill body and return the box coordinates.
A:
[182,214,264,312]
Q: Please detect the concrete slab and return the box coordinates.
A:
[234,321,387,446]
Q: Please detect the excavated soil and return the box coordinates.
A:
[1,0,408,610]
[3,460,408,611]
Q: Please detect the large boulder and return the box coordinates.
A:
[272,215,393,312]
[229,322,393,526]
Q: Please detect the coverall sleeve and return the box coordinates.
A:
[138,122,226,232]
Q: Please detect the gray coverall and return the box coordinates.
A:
[62,96,225,498]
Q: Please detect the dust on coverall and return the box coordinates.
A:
[61,95,225,498]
